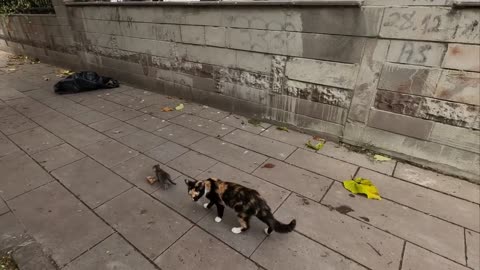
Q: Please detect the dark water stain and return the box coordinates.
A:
[359,216,370,222]
[140,209,147,215]
[335,205,354,215]
[349,194,355,198]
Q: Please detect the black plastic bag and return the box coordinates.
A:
[54,71,119,94]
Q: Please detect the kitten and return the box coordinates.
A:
[185,178,296,235]
[153,164,176,189]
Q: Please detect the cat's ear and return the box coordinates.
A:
[184,179,196,186]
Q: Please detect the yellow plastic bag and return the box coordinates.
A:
[343,177,381,200]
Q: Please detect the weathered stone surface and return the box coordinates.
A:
[55,124,108,148]
[80,138,139,168]
[205,26,226,47]
[167,150,217,178]
[219,115,271,134]
[185,44,236,67]
[368,109,434,139]
[466,230,480,270]
[181,25,205,45]
[276,195,404,270]
[435,70,480,106]
[285,80,352,108]
[365,0,449,5]
[88,117,124,132]
[96,188,192,259]
[126,114,169,132]
[103,123,140,139]
[260,125,313,149]
[107,107,143,121]
[154,123,206,146]
[71,110,110,125]
[0,113,38,135]
[323,182,467,264]
[170,114,235,137]
[236,50,272,73]
[285,58,358,89]
[378,63,441,97]
[117,130,166,152]
[271,55,286,94]
[226,28,286,55]
[387,40,446,67]
[0,132,18,158]
[430,122,480,154]
[31,143,85,172]
[402,243,470,270]
[145,141,189,164]
[155,226,257,270]
[9,126,63,154]
[9,181,112,267]
[443,43,480,72]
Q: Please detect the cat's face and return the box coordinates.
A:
[185,179,205,201]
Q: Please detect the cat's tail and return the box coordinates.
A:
[262,211,296,233]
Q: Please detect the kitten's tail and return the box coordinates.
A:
[264,212,296,233]
[166,176,176,185]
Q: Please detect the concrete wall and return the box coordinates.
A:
[0,1,479,181]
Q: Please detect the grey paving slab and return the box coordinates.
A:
[54,103,91,117]
[0,103,19,117]
[154,123,207,146]
[95,188,192,259]
[197,106,231,121]
[253,158,333,201]
[31,143,86,172]
[63,233,157,270]
[70,110,110,125]
[140,104,184,120]
[23,89,57,100]
[107,107,144,121]
[286,148,358,181]
[395,163,480,204]
[191,136,267,173]
[0,198,8,215]
[401,243,470,270]
[103,93,151,110]
[80,138,139,168]
[55,124,108,148]
[318,142,396,175]
[0,113,38,135]
[0,212,27,250]
[154,226,258,270]
[52,157,132,208]
[126,114,170,132]
[322,182,466,264]
[275,195,404,270]
[358,168,480,232]
[8,126,63,154]
[219,115,271,134]
[84,99,125,114]
[170,114,235,137]
[111,154,180,194]
[12,240,58,270]
[167,151,217,178]
[196,162,290,211]
[0,132,19,158]
[145,141,189,164]
[5,97,55,118]
[466,230,480,270]
[88,117,124,132]
[8,181,113,267]
[117,130,166,152]
[252,231,367,270]
[0,152,54,200]
[40,96,77,109]
[223,130,297,160]
[260,125,313,149]
[31,110,81,133]
[0,87,27,101]
[103,123,140,139]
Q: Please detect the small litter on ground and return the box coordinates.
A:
[175,103,184,111]
[373,154,391,162]
[276,126,289,132]
[161,107,174,112]
[306,140,324,150]
[343,177,381,200]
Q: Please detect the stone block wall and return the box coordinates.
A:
[0,1,478,181]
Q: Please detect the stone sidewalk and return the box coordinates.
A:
[0,54,479,270]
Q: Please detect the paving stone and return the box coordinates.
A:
[0,132,19,158]
[223,130,297,160]
[394,163,479,204]
[0,212,28,250]
[253,158,332,201]
[154,123,207,146]
[80,138,139,168]
[88,117,124,132]
[12,240,60,270]
[55,103,91,117]
[8,126,63,154]
[466,230,480,270]
[219,115,271,134]
[252,231,367,270]
[0,198,8,215]
[196,162,290,211]
[275,195,404,270]
[31,143,85,172]
[0,87,27,101]
[318,142,396,175]
[103,123,140,139]
[85,99,125,114]
[0,152,54,200]
[145,141,189,164]
[260,126,313,149]
[401,243,470,270]
[322,182,466,264]
[358,168,480,232]
[23,89,57,100]
[167,151,217,178]
[5,97,55,118]
[63,233,157,270]
[107,107,144,121]
[70,110,110,125]
[56,124,108,148]
[155,226,257,270]
[170,114,235,137]
[197,107,230,121]
[31,110,81,133]
[112,154,180,194]
[96,188,192,259]
[52,157,132,208]
[0,103,19,117]
[191,137,267,173]
[286,148,358,181]
[0,113,38,135]
[126,114,170,132]
[117,130,166,152]
[139,104,184,120]
[40,96,77,109]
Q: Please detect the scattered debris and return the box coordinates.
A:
[343,177,381,200]
[262,163,275,169]
[57,69,74,77]
[161,107,174,112]
[247,118,261,126]
[306,140,324,151]
[276,126,289,132]
[359,216,370,222]
[146,176,157,185]
[0,252,18,270]
[334,205,354,214]
[43,77,49,81]
[301,197,310,205]
[175,103,184,111]
[312,136,324,141]
[367,243,382,257]
[373,154,391,162]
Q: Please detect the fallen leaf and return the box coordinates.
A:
[161,107,174,112]
[343,177,381,200]
[175,103,184,111]
[276,126,289,132]
[373,154,391,162]
[248,118,261,126]
[262,163,275,168]
[58,69,74,76]
[306,140,324,150]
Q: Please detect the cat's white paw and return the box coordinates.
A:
[264,228,271,235]
[203,203,209,209]
[231,227,242,234]
[214,217,222,223]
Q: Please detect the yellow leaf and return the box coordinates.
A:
[305,140,324,150]
[373,154,391,162]
[343,177,381,200]
[175,103,184,111]
[276,126,289,132]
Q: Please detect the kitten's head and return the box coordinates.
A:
[184,179,205,201]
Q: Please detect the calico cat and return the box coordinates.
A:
[185,178,296,235]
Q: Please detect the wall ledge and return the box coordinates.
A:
[65,0,363,7]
